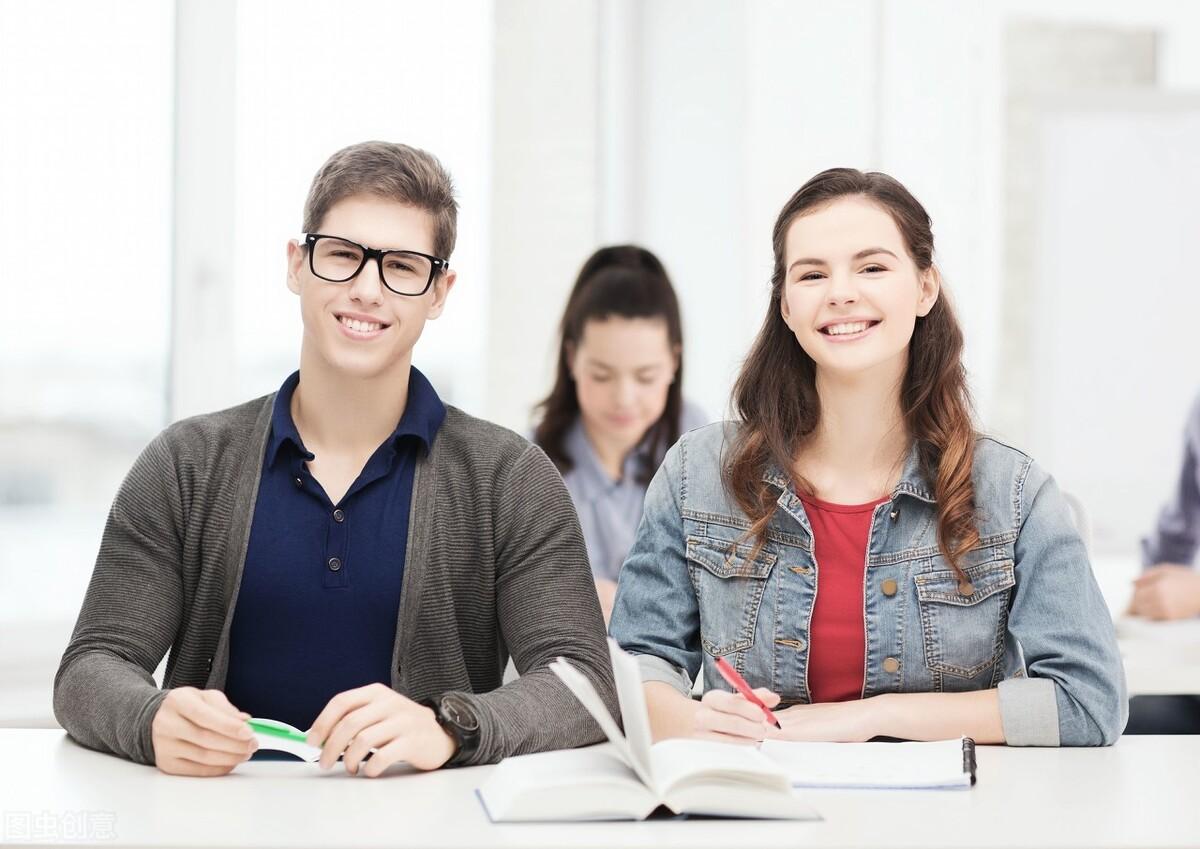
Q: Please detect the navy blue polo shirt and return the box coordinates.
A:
[224,368,446,732]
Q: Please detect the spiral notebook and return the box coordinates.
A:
[759,737,977,790]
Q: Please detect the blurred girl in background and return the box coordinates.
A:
[535,246,706,622]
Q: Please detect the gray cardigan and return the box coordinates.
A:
[53,393,617,767]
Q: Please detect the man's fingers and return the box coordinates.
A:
[200,689,249,719]
[362,737,412,778]
[177,715,259,756]
[320,701,390,770]
[160,756,237,778]
[342,719,395,775]
[158,711,254,757]
[171,738,254,768]
[309,687,376,748]
[178,696,254,742]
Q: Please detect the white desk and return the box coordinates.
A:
[1,730,1197,849]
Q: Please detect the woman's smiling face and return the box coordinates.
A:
[779,195,939,379]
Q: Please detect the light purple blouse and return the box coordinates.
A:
[561,403,708,582]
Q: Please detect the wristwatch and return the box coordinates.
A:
[421,693,481,767]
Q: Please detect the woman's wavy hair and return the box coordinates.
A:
[724,168,978,579]
[534,245,684,486]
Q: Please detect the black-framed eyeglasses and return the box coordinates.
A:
[303,233,449,297]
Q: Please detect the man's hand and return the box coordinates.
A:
[1130,564,1200,621]
[151,688,257,777]
[307,683,457,777]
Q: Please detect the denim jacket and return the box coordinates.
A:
[609,422,1127,746]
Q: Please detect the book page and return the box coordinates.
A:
[605,638,658,786]
[760,737,972,789]
[548,657,654,788]
[650,738,793,795]
[477,746,658,822]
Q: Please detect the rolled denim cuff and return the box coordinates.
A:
[633,653,692,697]
[998,677,1061,746]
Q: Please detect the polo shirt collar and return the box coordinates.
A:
[265,368,447,468]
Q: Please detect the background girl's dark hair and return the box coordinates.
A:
[724,167,979,579]
[534,245,684,486]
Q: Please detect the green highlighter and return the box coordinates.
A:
[246,718,323,762]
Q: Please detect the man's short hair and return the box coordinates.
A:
[302,141,458,260]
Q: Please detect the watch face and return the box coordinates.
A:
[441,695,480,733]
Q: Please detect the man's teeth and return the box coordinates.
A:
[339,316,384,333]
[824,321,872,336]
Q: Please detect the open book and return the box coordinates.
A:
[760,737,977,789]
[476,639,818,822]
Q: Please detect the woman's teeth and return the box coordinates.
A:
[823,320,873,336]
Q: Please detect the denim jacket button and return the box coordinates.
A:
[883,657,900,674]
[958,580,975,596]
[881,578,898,596]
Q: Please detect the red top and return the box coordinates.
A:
[799,494,888,703]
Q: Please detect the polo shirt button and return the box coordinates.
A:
[333,509,345,523]
[328,557,342,572]
[293,477,303,488]
[883,657,900,674]
[881,578,898,596]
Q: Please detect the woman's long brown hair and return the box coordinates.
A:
[724,168,978,579]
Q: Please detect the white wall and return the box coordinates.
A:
[486,0,600,432]
[1030,94,1200,556]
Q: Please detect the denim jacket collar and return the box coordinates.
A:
[760,441,937,505]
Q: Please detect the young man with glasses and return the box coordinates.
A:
[54,141,616,777]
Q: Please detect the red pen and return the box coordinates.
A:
[712,656,783,730]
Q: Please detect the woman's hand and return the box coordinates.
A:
[695,687,879,744]
[771,699,877,742]
[694,687,782,743]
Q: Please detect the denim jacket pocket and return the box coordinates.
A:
[914,557,1015,679]
[686,536,776,656]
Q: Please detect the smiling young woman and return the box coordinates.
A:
[609,168,1127,748]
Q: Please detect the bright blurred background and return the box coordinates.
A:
[2,0,1199,725]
